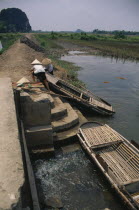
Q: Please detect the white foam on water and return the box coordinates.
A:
[0,41,3,51]
[34,151,124,210]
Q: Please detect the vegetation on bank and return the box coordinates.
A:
[1,31,139,87]
[35,33,85,87]
[51,57,85,87]
[35,33,63,49]
[0,33,21,54]
[91,29,139,36]
[34,32,139,86]
[51,58,85,87]
[35,32,139,61]
[67,38,139,61]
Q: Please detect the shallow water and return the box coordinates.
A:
[34,151,124,210]
[68,51,86,55]
[61,54,139,142]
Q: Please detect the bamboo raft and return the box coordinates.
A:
[46,73,115,116]
[77,122,139,210]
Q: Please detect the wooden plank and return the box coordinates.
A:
[101,150,129,179]
[107,145,139,176]
[80,93,83,98]
[79,128,92,148]
[99,145,139,184]
[110,150,138,179]
[94,141,139,184]
[46,73,59,84]
[89,98,112,111]
[46,73,114,115]
[80,124,123,149]
[100,153,131,184]
[91,141,122,149]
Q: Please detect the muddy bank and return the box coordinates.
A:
[55,39,98,55]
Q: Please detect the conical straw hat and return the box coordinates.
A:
[42,58,52,65]
[31,59,42,65]
[17,77,30,84]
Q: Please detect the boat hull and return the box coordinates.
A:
[48,81,115,116]
[78,122,139,210]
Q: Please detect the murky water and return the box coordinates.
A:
[34,53,139,210]
[34,150,124,210]
[61,54,139,141]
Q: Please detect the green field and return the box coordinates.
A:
[35,32,139,61]
[1,32,139,87]
[0,33,21,54]
[34,32,139,86]
[35,33,85,87]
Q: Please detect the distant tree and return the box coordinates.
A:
[114,31,126,39]
[91,29,136,36]
[75,29,84,33]
[0,8,32,33]
[93,29,99,34]
[80,32,89,40]
[70,34,73,39]
[81,32,86,36]
[50,31,57,39]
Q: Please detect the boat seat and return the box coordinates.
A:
[79,124,124,149]
[89,97,113,111]
[96,143,139,185]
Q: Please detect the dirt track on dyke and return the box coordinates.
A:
[0,38,45,82]
[0,35,92,83]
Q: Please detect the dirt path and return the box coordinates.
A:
[0,35,95,83]
[0,38,45,82]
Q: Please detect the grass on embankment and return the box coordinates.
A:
[34,34,85,87]
[34,33,63,49]
[51,58,85,87]
[35,32,139,62]
[34,32,139,86]
[0,33,21,54]
[66,38,139,61]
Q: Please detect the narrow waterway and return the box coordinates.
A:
[34,150,124,210]
[34,53,139,210]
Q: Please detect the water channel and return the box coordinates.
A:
[62,52,139,141]
[34,53,139,210]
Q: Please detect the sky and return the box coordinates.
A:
[0,0,139,31]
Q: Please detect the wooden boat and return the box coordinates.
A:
[46,73,115,116]
[77,122,139,210]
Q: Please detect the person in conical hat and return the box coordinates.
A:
[42,58,51,65]
[42,58,54,75]
[31,59,50,91]
[31,59,42,65]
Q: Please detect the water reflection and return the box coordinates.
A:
[61,53,139,142]
[34,53,139,210]
[68,51,86,55]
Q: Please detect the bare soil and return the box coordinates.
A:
[0,34,95,83]
[55,39,98,54]
[0,38,46,82]
[0,35,75,83]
